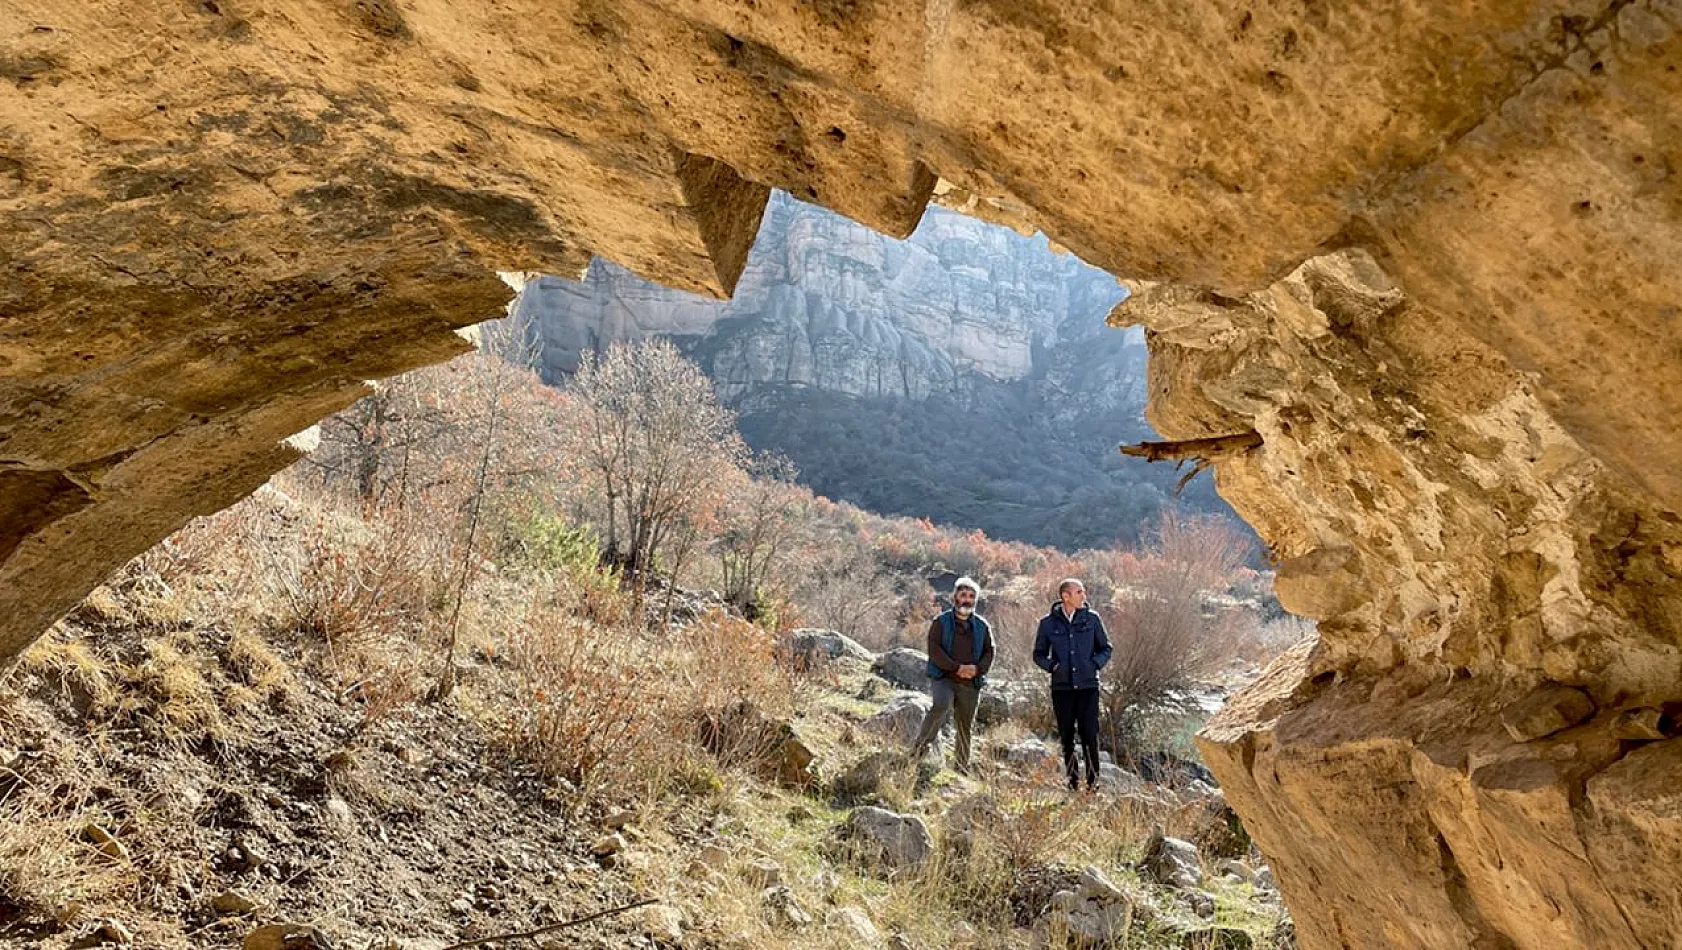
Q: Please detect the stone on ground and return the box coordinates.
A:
[871,648,930,690]
[868,693,936,746]
[841,806,934,871]
[1141,832,1203,889]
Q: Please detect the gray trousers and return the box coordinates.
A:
[912,677,980,769]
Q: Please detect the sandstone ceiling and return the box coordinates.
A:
[3,2,1681,947]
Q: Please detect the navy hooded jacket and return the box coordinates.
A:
[1033,604,1112,690]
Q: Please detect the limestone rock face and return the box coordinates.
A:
[1120,248,1682,947]
[5,5,1682,948]
[509,192,1128,401]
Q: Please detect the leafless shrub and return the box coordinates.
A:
[1102,511,1253,756]
[497,609,668,797]
[265,507,432,656]
[791,551,902,647]
[679,609,810,771]
[568,339,747,577]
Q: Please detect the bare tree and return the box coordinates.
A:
[567,340,746,580]
[715,453,805,615]
[792,549,904,647]
[1101,511,1253,757]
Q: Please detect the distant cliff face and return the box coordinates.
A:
[512,192,1129,402]
[510,193,1232,549]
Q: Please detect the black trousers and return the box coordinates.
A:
[1052,686,1101,788]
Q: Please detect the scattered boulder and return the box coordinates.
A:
[1097,763,1145,794]
[591,833,626,857]
[999,738,1055,769]
[1217,859,1254,884]
[1039,865,1149,947]
[1499,684,1596,742]
[1141,832,1203,889]
[976,689,1013,727]
[834,750,905,800]
[791,629,876,665]
[872,648,930,690]
[1187,890,1217,918]
[1009,863,1085,927]
[773,729,819,789]
[867,693,935,747]
[212,890,258,916]
[699,699,819,787]
[746,857,784,888]
[841,806,933,871]
[944,793,1003,835]
[762,885,813,928]
[641,903,684,943]
[827,906,880,943]
[243,925,335,950]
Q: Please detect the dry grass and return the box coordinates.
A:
[495,604,675,798]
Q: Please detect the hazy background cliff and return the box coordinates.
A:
[511,192,1234,549]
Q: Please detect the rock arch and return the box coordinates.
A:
[3,3,1681,946]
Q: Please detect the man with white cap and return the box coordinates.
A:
[910,576,994,774]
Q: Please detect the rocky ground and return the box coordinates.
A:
[1,580,1289,950]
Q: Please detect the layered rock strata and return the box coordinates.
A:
[509,191,1126,401]
[1122,249,1682,948]
[3,3,1682,947]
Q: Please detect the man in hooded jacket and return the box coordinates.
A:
[910,576,993,774]
[1033,577,1112,790]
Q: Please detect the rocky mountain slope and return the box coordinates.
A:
[510,194,1228,548]
[1,529,1287,950]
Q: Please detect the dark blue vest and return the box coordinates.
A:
[928,610,989,687]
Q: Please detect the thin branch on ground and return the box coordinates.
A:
[436,897,657,950]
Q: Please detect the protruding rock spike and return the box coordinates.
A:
[674,153,772,299]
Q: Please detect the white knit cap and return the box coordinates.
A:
[953,576,981,597]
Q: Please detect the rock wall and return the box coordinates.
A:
[509,191,1126,401]
[4,2,1682,946]
[1125,249,1682,948]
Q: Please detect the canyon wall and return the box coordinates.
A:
[4,2,1682,946]
[506,193,1192,548]
[510,191,1126,400]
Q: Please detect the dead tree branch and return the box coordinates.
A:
[1118,430,1263,462]
[436,898,657,950]
[1120,430,1262,496]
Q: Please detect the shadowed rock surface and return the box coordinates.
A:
[4,2,1682,946]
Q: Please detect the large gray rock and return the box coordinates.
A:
[1141,833,1204,890]
[790,629,876,665]
[999,738,1055,769]
[1040,865,1151,947]
[872,648,931,690]
[976,688,1013,727]
[826,907,880,944]
[834,750,904,800]
[867,693,935,746]
[1097,763,1145,794]
[841,806,933,872]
